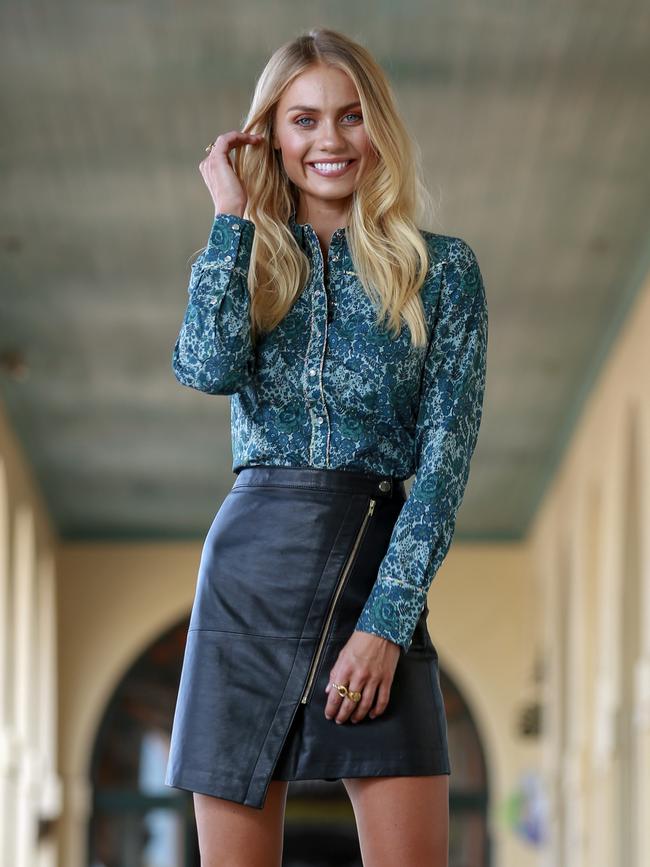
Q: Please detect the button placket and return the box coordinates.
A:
[304,228,331,467]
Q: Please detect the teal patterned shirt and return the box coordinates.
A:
[172,210,488,653]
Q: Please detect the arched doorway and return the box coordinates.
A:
[88,619,490,866]
[441,667,491,865]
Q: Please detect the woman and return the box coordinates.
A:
[165,26,488,867]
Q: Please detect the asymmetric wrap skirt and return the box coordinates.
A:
[164,464,451,809]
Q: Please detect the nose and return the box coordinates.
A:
[316,117,347,149]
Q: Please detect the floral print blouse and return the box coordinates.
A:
[172,209,488,653]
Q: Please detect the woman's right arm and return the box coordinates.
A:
[172,129,264,394]
[171,211,256,395]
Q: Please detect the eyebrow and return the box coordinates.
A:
[285,101,362,114]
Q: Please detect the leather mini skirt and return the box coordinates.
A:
[164,464,450,810]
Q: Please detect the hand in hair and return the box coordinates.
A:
[199,130,264,218]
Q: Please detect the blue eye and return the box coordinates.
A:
[294,113,363,127]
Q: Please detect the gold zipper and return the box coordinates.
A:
[300,497,377,705]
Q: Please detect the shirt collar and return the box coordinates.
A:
[287,207,348,248]
[288,207,302,239]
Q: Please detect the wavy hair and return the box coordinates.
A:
[208,28,437,348]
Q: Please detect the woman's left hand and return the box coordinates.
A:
[324,630,401,724]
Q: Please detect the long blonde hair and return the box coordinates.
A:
[210,28,437,348]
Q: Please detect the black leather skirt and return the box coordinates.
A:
[164,464,450,810]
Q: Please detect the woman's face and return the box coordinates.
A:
[272,63,376,217]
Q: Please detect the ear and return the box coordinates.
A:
[271,125,282,151]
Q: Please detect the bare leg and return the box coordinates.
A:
[193,780,289,867]
[343,775,449,867]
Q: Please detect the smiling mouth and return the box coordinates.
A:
[307,159,356,176]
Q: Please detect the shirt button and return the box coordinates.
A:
[315,415,324,425]
[232,224,239,230]
[224,255,232,262]
[309,368,317,376]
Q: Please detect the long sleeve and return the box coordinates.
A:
[172,212,256,395]
[354,238,488,654]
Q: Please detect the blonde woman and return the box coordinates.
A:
[165,26,487,867]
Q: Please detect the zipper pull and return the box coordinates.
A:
[369,498,376,516]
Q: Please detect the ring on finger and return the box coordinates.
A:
[331,681,362,703]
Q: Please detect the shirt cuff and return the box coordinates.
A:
[201,212,255,272]
[354,577,428,654]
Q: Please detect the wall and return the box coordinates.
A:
[528,270,650,867]
[0,405,61,867]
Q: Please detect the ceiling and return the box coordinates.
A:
[1,1,649,540]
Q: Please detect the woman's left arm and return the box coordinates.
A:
[354,237,489,654]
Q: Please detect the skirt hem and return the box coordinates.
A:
[165,757,451,809]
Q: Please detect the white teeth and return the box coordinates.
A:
[312,161,350,172]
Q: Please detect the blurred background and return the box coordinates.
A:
[1,1,649,865]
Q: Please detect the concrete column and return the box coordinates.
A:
[0,458,12,863]
[36,553,62,867]
[59,773,93,867]
[633,401,650,866]
[13,505,36,867]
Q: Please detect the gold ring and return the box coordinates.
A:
[331,681,362,703]
[204,141,216,153]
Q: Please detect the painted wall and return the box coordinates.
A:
[527,269,650,867]
[0,405,60,867]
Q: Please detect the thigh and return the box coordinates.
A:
[193,780,289,867]
[343,775,449,867]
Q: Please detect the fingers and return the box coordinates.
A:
[324,674,388,725]
[322,636,399,725]
[371,678,391,719]
[199,130,265,215]
[349,680,379,724]
[199,131,264,180]
[325,679,369,724]
[202,130,264,162]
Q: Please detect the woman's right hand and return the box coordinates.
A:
[199,130,265,218]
